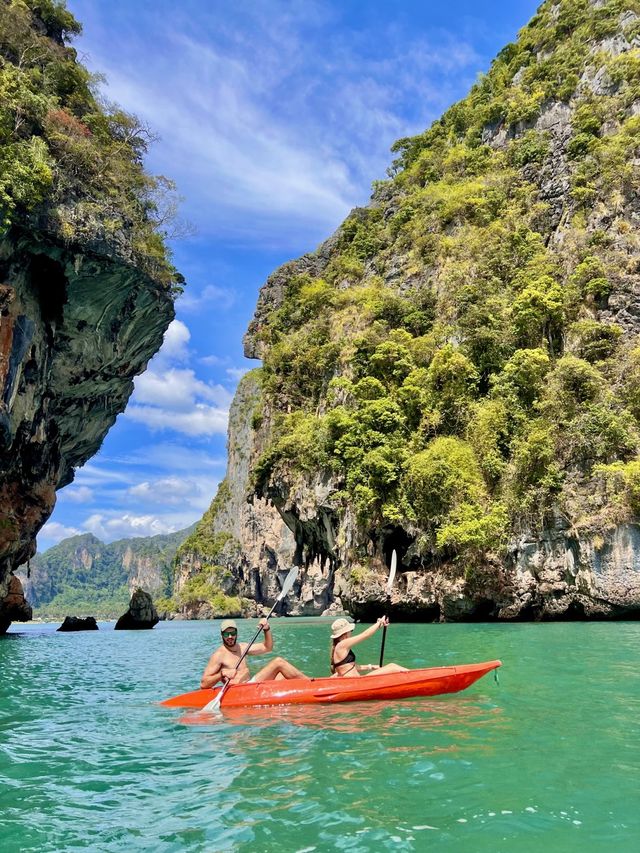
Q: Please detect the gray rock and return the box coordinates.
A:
[114,589,159,630]
[57,616,98,632]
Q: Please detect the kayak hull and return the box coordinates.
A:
[160,660,501,709]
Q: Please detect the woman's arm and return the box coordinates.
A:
[338,617,387,652]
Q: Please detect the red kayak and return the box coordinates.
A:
[160,660,501,709]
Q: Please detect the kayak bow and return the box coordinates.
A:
[160,660,501,709]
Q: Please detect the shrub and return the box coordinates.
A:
[505,422,562,515]
[404,437,485,526]
[467,399,512,483]
[508,130,550,167]
[619,347,640,419]
[492,347,550,406]
[436,501,508,553]
[512,275,563,347]
[353,376,386,401]
[563,404,637,467]
[568,256,610,300]
[597,460,640,514]
[426,345,478,430]
[369,337,415,384]
[542,355,602,413]
[567,320,622,363]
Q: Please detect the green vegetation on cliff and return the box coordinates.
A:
[0,0,183,287]
[251,0,640,568]
[22,527,192,617]
[160,479,249,617]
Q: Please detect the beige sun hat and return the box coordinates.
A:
[331,617,353,639]
[220,619,237,632]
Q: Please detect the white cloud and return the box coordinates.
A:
[84,512,178,540]
[155,319,191,364]
[39,521,82,546]
[226,367,249,381]
[126,403,228,436]
[61,485,94,504]
[73,463,132,486]
[133,368,231,411]
[199,354,228,367]
[125,315,233,437]
[178,284,235,313]
[127,366,231,436]
[128,477,192,499]
[126,475,216,507]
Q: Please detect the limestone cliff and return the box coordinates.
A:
[0,225,175,632]
[182,0,640,622]
[172,371,336,617]
[18,527,193,617]
[0,2,180,630]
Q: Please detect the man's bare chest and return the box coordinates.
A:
[220,645,248,669]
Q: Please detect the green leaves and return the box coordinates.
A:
[248,0,640,568]
[0,0,181,286]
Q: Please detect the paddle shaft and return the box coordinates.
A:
[229,596,281,676]
[378,622,388,667]
[379,549,397,667]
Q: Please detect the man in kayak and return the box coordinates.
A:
[200,618,307,688]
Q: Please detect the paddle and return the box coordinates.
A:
[379,549,397,667]
[201,566,299,713]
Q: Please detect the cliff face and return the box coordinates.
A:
[0,2,180,631]
[0,231,174,629]
[181,0,640,622]
[18,527,192,617]
[172,372,336,618]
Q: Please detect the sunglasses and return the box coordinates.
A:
[222,630,237,638]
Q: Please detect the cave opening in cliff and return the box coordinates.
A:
[30,253,68,325]
[379,526,414,574]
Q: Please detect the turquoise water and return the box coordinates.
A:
[1,619,640,852]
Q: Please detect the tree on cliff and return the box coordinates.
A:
[0,0,183,288]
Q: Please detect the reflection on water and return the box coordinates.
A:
[179,694,505,739]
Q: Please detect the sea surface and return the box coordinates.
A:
[1,618,639,852]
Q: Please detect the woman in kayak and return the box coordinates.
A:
[330,617,408,677]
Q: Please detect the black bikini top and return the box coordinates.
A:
[333,648,356,669]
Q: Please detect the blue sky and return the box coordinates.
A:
[39,0,540,549]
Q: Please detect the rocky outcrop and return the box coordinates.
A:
[173,371,336,617]
[0,228,174,632]
[57,616,98,632]
[0,2,180,632]
[0,574,32,633]
[114,588,159,630]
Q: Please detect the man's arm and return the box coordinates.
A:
[247,618,273,655]
[200,650,224,689]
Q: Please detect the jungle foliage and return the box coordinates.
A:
[0,0,183,287]
[24,528,191,617]
[251,0,640,566]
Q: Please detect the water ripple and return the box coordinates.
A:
[2,620,640,851]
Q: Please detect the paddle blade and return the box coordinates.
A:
[277,566,299,601]
[201,688,224,714]
[385,550,397,595]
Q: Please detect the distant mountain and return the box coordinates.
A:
[17,527,194,617]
